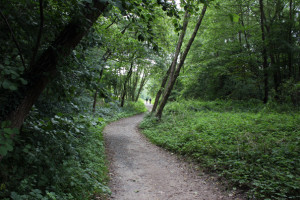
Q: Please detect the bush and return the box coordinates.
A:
[140,100,300,199]
[0,112,110,200]
[124,99,148,114]
[0,100,146,200]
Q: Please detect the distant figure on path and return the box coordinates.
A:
[149,98,152,104]
[145,98,148,104]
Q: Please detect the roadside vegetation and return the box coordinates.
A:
[140,100,300,199]
[0,99,146,200]
[1,0,299,199]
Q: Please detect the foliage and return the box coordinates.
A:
[124,99,148,114]
[140,100,300,199]
[0,110,109,199]
[0,98,146,200]
[0,0,150,198]
[0,122,19,157]
[1,0,300,199]
[179,0,300,103]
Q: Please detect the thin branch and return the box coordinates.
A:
[31,0,44,66]
[121,21,132,34]
[105,16,118,29]
[0,9,26,68]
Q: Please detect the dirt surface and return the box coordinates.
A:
[104,105,242,200]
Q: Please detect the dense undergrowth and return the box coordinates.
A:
[140,100,300,199]
[0,99,146,200]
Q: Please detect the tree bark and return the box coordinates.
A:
[151,62,172,113]
[151,64,172,113]
[288,0,293,79]
[131,67,141,101]
[167,10,190,88]
[135,73,148,102]
[259,0,269,104]
[156,5,207,119]
[120,59,134,107]
[151,10,190,114]
[4,1,108,129]
[239,5,250,50]
[92,90,98,113]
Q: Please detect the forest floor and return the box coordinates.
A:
[104,104,243,200]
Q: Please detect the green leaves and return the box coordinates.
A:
[0,122,19,157]
[1,80,17,91]
[228,13,240,23]
[0,63,27,91]
[140,100,300,199]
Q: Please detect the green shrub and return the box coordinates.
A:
[0,100,146,200]
[0,112,110,200]
[124,99,148,114]
[140,100,300,199]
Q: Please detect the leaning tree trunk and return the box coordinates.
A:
[152,10,190,113]
[135,72,148,102]
[4,1,108,129]
[156,5,207,119]
[151,62,172,113]
[167,10,190,87]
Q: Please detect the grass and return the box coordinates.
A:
[140,100,300,199]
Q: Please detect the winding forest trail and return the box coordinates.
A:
[104,105,239,200]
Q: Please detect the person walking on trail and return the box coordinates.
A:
[145,98,148,104]
[149,98,152,104]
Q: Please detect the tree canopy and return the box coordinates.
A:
[0,0,299,199]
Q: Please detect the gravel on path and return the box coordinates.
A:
[104,105,242,200]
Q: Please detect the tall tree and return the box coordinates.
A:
[259,0,269,103]
[1,1,109,129]
[152,10,190,114]
[120,54,136,107]
[155,4,207,119]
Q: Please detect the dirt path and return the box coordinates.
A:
[104,105,240,200]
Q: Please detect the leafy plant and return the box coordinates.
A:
[0,99,146,200]
[140,100,300,199]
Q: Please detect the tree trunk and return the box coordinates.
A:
[131,67,141,101]
[92,50,111,112]
[167,10,190,88]
[120,60,134,107]
[156,5,207,119]
[270,52,280,99]
[151,10,190,114]
[239,6,250,49]
[288,0,293,79]
[92,90,98,113]
[259,0,269,104]
[151,62,172,113]
[3,1,108,129]
[135,75,147,102]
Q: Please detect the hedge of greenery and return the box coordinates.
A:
[0,100,146,200]
[140,100,300,199]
